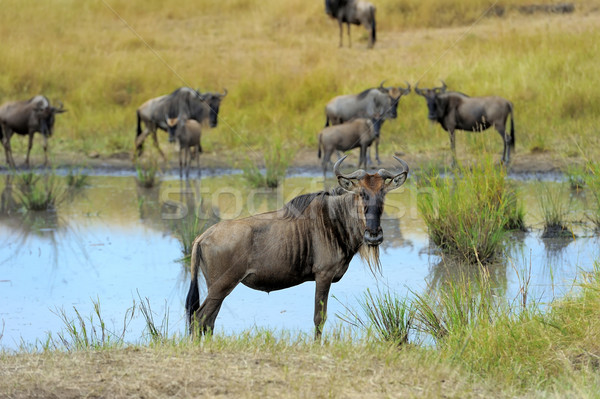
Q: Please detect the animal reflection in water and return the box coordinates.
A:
[186,155,409,339]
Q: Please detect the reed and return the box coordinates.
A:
[418,159,516,263]
[537,183,573,238]
[66,166,90,189]
[135,159,160,188]
[241,141,294,188]
[584,162,600,230]
[15,172,65,211]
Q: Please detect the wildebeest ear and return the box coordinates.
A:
[384,172,407,192]
[337,176,357,192]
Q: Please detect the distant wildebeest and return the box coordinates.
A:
[325,0,376,48]
[186,155,409,339]
[415,81,515,164]
[135,87,226,160]
[318,118,382,179]
[325,82,411,165]
[0,95,66,168]
[166,116,202,178]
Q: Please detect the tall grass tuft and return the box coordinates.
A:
[537,183,573,238]
[135,159,160,188]
[242,142,294,188]
[66,166,90,189]
[584,162,600,230]
[50,298,135,350]
[565,164,586,191]
[339,288,414,346]
[418,159,518,263]
[15,171,65,211]
[411,266,496,344]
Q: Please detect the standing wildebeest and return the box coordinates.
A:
[166,116,202,178]
[186,155,409,339]
[325,0,376,48]
[0,95,66,168]
[318,118,382,179]
[325,82,411,165]
[135,87,226,160]
[415,81,515,164]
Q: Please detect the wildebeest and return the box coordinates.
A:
[0,95,66,168]
[325,0,376,48]
[318,118,382,179]
[415,81,515,164]
[185,155,409,339]
[325,82,411,165]
[166,116,202,178]
[135,87,226,160]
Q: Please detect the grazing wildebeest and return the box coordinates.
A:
[134,87,226,160]
[325,0,376,48]
[318,118,382,179]
[166,116,202,178]
[186,155,409,339]
[0,95,66,168]
[415,81,515,164]
[325,82,411,165]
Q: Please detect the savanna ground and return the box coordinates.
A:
[2,0,600,397]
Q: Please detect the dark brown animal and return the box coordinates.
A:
[185,155,409,339]
[0,95,66,168]
[318,118,382,179]
[135,88,226,160]
[166,116,202,178]
[325,0,376,48]
[415,81,515,164]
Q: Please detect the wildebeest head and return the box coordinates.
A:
[378,81,411,120]
[415,81,447,121]
[334,154,408,246]
[202,89,227,128]
[37,101,66,137]
[166,115,179,143]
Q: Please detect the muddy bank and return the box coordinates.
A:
[0,147,573,177]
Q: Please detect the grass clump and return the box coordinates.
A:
[66,166,90,189]
[242,142,294,188]
[340,288,413,346]
[15,171,65,211]
[537,183,574,238]
[418,159,520,263]
[135,159,160,188]
[584,162,600,230]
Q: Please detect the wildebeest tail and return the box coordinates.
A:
[508,102,515,149]
[136,110,142,138]
[318,133,323,159]
[370,6,376,44]
[185,238,202,329]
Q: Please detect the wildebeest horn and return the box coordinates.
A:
[221,88,228,97]
[404,81,411,92]
[53,101,67,113]
[377,156,410,179]
[379,80,386,89]
[414,81,423,96]
[334,155,366,180]
[436,80,447,93]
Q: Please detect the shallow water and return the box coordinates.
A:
[0,172,598,349]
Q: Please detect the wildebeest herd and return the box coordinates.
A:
[0,1,518,339]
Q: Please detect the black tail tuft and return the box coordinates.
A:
[371,7,376,44]
[508,103,515,150]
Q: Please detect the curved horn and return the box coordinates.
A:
[414,81,423,96]
[376,156,410,179]
[404,81,411,93]
[221,88,228,97]
[438,80,447,93]
[334,155,367,180]
[379,80,386,89]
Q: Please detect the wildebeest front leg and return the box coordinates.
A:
[25,132,35,168]
[314,279,332,340]
[448,129,457,167]
[150,130,167,161]
[338,21,344,47]
[42,135,49,166]
[1,127,16,168]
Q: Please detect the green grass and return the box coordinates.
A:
[0,1,597,167]
[241,141,294,188]
[135,159,160,188]
[65,167,90,189]
[537,183,574,238]
[584,162,600,230]
[14,171,66,211]
[417,158,520,263]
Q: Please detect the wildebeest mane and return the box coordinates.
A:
[283,187,345,219]
[356,87,374,100]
